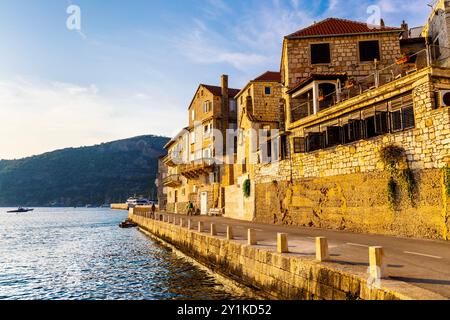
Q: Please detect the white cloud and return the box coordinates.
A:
[0,77,183,159]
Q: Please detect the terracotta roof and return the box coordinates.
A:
[202,84,241,98]
[286,18,402,39]
[253,71,281,82]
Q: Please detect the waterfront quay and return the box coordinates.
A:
[124,206,449,300]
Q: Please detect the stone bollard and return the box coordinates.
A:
[316,237,330,262]
[187,219,192,230]
[277,233,289,253]
[369,246,387,280]
[210,223,217,236]
[198,221,204,233]
[248,229,257,245]
[226,226,233,240]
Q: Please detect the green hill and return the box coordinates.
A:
[0,135,169,207]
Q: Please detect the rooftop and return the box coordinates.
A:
[201,84,241,98]
[253,71,281,82]
[286,18,402,39]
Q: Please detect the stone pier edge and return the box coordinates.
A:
[130,213,446,300]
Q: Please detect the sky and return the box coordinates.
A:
[0,0,432,160]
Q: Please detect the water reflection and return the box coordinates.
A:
[0,208,249,300]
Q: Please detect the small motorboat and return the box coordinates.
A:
[7,207,34,213]
[119,219,138,229]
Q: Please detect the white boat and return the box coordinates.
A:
[126,197,152,208]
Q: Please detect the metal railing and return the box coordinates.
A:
[299,45,450,114]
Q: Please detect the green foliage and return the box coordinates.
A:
[243,179,251,198]
[0,135,169,207]
[379,145,405,175]
[379,144,416,208]
[387,177,398,210]
[401,168,417,207]
[444,165,450,198]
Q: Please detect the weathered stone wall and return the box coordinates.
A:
[282,33,401,88]
[254,169,449,239]
[130,212,444,300]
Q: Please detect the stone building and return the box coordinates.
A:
[162,128,191,214]
[252,17,450,240]
[159,15,450,241]
[224,71,282,220]
[155,157,168,211]
[163,75,240,216]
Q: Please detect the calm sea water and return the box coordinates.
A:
[0,208,247,300]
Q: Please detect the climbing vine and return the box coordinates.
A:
[379,145,417,209]
[401,168,417,207]
[243,179,251,198]
[387,177,398,210]
[443,165,450,198]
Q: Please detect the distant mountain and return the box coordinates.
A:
[0,135,169,207]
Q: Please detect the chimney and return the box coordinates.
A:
[380,19,385,28]
[221,74,229,100]
[401,20,409,39]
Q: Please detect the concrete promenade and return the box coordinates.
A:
[154,212,450,299]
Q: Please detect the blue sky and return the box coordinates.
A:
[0,0,431,159]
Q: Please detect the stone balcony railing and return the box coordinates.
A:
[163,174,183,187]
[179,158,215,179]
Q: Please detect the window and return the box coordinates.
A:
[281,136,289,159]
[374,111,389,134]
[343,119,363,143]
[264,86,272,95]
[203,101,212,113]
[230,100,237,112]
[306,133,324,152]
[359,40,380,62]
[389,95,415,131]
[293,137,305,154]
[325,126,342,147]
[191,109,196,121]
[311,43,331,64]
[190,131,196,143]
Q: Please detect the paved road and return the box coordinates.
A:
[160,213,450,298]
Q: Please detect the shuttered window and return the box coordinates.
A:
[326,126,342,147]
[306,133,324,152]
[293,137,305,154]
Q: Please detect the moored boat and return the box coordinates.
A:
[7,207,34,213]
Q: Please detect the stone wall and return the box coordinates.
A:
[282,33,401,88]
[129,212,444,300]
[252,72,450,240]
[254,169,448,239]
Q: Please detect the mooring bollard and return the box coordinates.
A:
[369,246,387,279]
[277,233,289,253]
[226,226,233,240]
[198,221,204,233]
[316,237,330,262]
[248,229,257,245]
[210,223,217,236]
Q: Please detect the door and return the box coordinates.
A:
[200,192,208,215]
[174,191,178,214]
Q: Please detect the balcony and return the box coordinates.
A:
[180,159,215,179]
[163,152,183,167]
[163,174,182,187]
[288,45,450,127]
